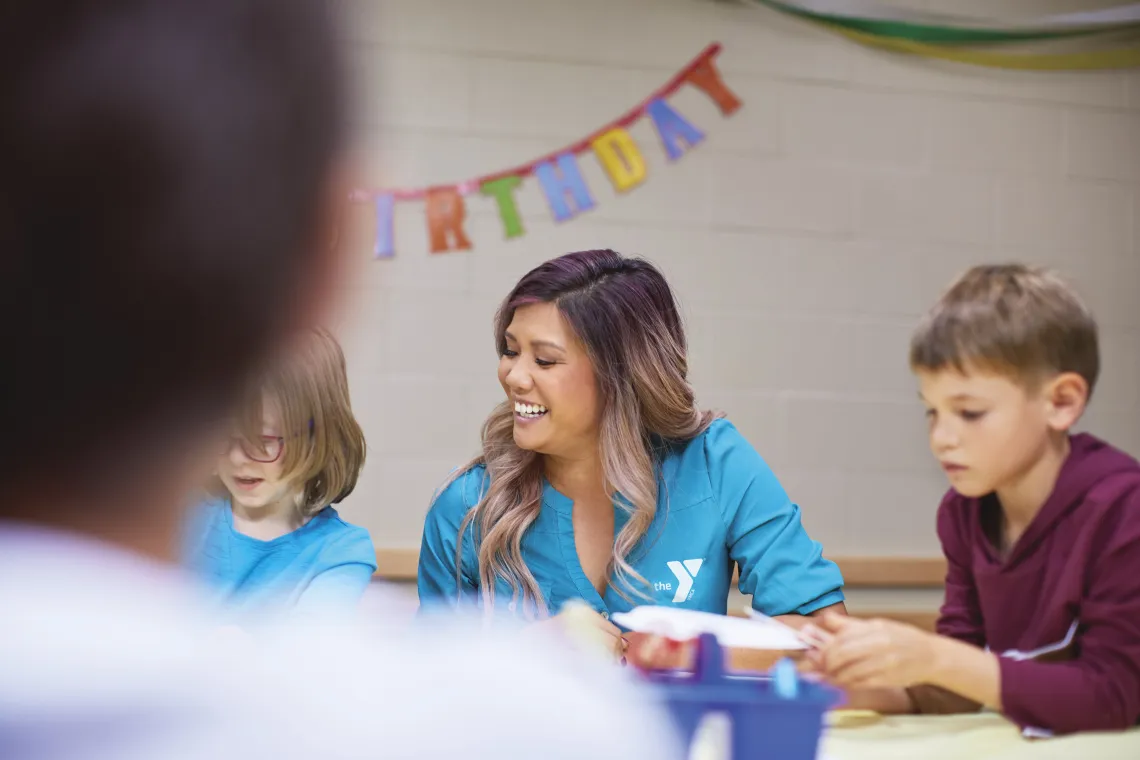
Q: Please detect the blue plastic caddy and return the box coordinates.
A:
[640,633,842,759]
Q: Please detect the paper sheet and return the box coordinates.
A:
[612,606,807,651]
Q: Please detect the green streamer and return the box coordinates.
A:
[749,0,1140,45]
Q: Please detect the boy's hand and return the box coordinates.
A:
[808,612,937,689]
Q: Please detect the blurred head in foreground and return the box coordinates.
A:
[0,0,351,559]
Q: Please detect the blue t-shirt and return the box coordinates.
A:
[418,419,844,619]
[183,498,377,618]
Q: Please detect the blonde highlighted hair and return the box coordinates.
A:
[910,263,1099,395]
[442,250,718,617]
[223,326,366,516]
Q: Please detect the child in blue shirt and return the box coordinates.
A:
[418,250,845,653]
[184,327,376,619]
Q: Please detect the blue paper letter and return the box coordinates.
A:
[374,193,395,258]
[534,153,595,223]
[647,99,705,161]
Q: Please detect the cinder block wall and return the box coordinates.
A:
[329,0,1140,612]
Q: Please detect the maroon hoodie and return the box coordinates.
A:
[929,433,1140,735]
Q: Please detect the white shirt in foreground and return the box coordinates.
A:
[0,523,683,760]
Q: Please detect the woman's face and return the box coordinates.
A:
[216,396,295,511]
[498,302,601,460]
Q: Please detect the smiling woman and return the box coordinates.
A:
[417,249,847,644]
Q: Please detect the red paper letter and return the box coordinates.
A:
[685,57,742,116]
[424,187,472,254]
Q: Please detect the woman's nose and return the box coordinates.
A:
[504,362,533,392]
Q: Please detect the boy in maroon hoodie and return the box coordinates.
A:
[807,264,1140,736]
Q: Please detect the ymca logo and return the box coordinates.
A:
[654,559,704,603]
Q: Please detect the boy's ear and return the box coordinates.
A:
[1044,372,1088,432]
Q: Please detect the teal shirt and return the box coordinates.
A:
[418,419,844,619]
[183,498,377,618]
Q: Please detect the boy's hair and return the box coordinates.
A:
[0,0,347,500]
[228,328,366,516]
[910,264,1100,394]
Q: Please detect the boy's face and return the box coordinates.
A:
[916,367,1055,498]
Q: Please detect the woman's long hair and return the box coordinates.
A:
[443,250,718,616]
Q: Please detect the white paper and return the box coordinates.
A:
[612,606,807,651]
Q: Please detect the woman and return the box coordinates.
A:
[418,249,845,653]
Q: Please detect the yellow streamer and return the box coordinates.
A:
[819,21,1140,70]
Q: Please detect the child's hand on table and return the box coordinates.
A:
[806,612,937,689]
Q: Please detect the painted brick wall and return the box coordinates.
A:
[326,0,1140,578]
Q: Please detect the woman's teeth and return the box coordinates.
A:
[514,401,548,418]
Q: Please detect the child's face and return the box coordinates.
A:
[217,398,296,512]
[916,367,1054,498]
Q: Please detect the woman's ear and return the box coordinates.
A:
[1044,372,1089,433]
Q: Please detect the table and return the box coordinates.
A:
[822,712,1140,760]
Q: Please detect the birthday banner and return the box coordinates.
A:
[349,43,741,259]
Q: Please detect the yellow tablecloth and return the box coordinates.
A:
[823,712,1140,760]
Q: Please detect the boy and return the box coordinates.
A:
[0,2,678,759]
[808,264,1140,736]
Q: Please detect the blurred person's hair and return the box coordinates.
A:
[0,0,349,504]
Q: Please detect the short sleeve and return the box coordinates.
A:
[294,525,377,614]
[417,468,483,610]
[705,420,845,616]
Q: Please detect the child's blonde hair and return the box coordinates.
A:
[226,327,366,516]
[909,263,1099,395]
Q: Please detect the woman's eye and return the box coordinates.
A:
[535,358,555,367]
[502,349,519,358]
[960,410,986,422]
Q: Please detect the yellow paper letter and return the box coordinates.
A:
[591,127,647,193]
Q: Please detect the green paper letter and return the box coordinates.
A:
[481,176,525,239]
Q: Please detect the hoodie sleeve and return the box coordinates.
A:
[908,492,986,716]
[933,491,987,648]
[998,487,1140,734]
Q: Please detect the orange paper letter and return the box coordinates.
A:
[424,187,472,254]
[591,127,647,193]
[685,57,742,116]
